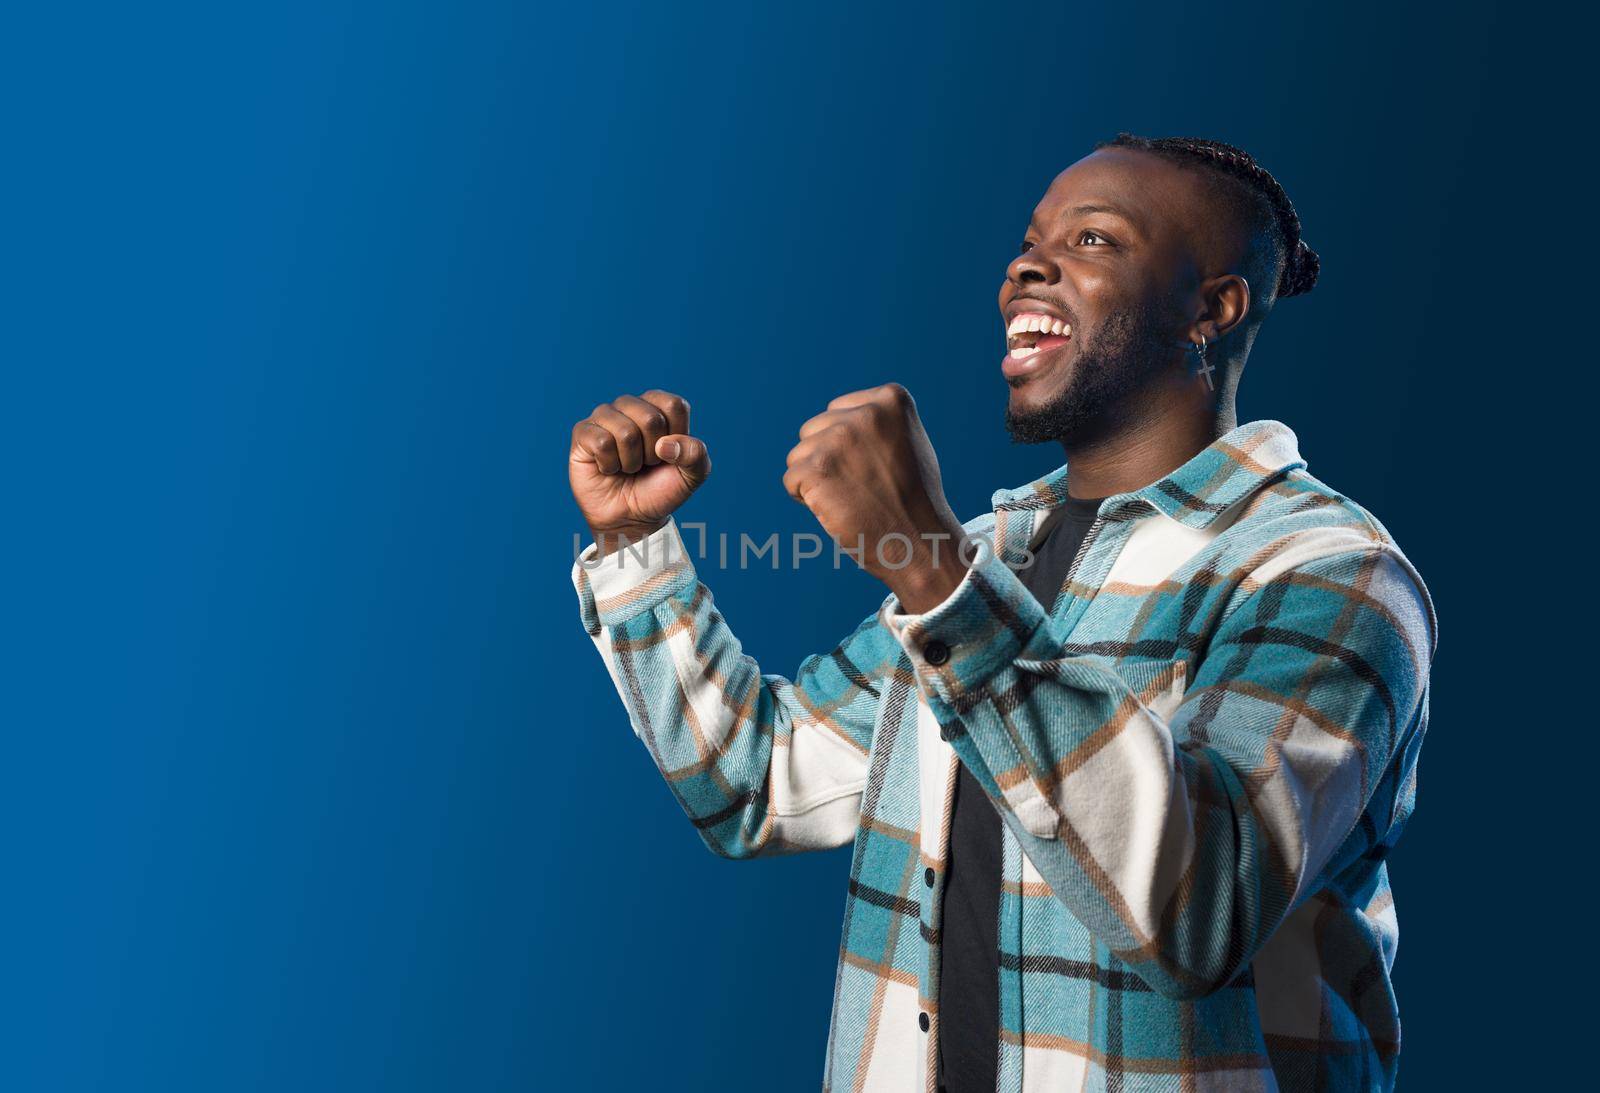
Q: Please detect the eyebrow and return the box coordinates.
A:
[1031,202,1146,235]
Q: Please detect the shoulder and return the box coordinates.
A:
[1223,466,1438,659]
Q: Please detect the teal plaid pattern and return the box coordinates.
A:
[572,419,1437,1092]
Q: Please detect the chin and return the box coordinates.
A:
[1007,369,1070,406]
[1004,367,1096,446]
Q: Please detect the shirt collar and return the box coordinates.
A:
[989,419,1307,530]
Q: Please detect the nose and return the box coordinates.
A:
[1007,246,1060,287]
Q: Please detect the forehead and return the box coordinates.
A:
[1029,147,1208,239]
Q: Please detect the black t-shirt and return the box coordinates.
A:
[936,493,1105,1093]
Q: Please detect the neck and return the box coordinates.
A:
[1058,380,1238,499]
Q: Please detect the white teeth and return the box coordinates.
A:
[1006,311,1072,350]
[1007,312,1061,336]
[1011,346,1039,359]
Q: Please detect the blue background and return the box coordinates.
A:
[5,1,1581,1089]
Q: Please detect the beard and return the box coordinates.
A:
[1004,298,1177,447]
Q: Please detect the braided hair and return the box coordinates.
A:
[1095,133,1320,303]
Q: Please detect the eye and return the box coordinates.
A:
[1018,240,1036,255]
[1077,230,1112,246]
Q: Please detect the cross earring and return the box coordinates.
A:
[1190,334,1214,391]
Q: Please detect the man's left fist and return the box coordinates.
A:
[783,383,970,613]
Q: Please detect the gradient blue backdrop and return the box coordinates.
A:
[6,1,1581,1089]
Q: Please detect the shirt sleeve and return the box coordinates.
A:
[572,517,898,859]
[878,525,1436,999]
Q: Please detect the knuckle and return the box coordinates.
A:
[645,390,688,415]
[880,382,911,406]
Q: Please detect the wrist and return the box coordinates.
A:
[891,563,967,615]
[886,517,971,613]
[587,519,669,559]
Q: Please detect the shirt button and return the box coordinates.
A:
[923,640,950,666]
[924,866,935,887]
[919,1011,930,1032]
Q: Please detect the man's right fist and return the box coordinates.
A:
[569,390,711,556]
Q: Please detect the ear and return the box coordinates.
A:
[1188,273,1251,344]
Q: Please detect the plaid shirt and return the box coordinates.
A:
[571,419,1437,1092]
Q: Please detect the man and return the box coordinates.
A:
[567,134,1437,1092]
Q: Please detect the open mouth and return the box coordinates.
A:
[1006,311,1072,359]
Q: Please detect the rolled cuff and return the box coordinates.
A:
[878,544,1051,715]
[571,518,697,635]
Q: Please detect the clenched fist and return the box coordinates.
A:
[784,383,969,613]
[569,390,711,557]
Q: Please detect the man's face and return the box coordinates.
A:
[999,148,1206,446]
